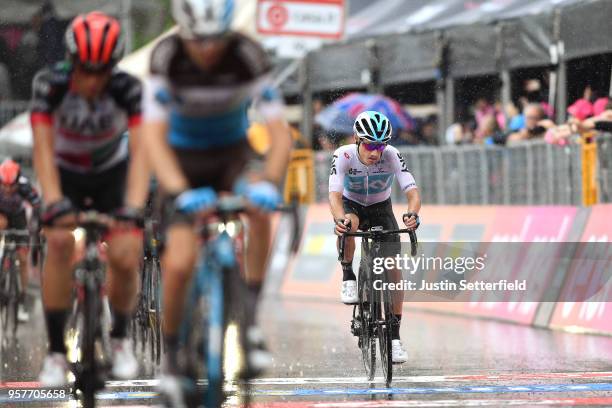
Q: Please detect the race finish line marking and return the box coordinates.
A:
[2,371,612,389]
[251,382,612,397]
[303,397,612,407]
[247,371,612,385]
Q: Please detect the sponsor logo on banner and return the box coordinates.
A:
[257,0,345,38]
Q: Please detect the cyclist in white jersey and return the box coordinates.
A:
[329,111,421,363]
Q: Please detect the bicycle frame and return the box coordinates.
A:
[180,214,245,408]
[65,215,112,408]
[176,196,300,407]
[341,226,418,387]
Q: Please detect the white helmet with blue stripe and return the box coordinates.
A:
[172,0,234,39]
[353,111,393,143]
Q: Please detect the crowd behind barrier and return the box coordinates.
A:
[314,133,612,206]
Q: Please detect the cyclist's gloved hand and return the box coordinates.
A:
[41,198,76,226]
[113,206,145,228]
[175,187,218,214]
[334,217,352,236]
[244,181,281,212]
[402,212,420,230]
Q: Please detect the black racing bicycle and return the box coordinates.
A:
[131,204,163,367]
[63,211,114,408]
[340,226,417,387]
[0,229,30,341]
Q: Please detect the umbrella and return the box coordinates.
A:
[315,93,415,137]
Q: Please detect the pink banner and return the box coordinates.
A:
[415,207,577,325]
[549,204,612,333]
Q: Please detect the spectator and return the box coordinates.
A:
[479,114,505,145]
[545,96,612,146]
[507,103,554,144]
[524,78,554,118]
[473,97,495,136]
[419,114,439,145]
[445,108,475,145]
[505,102,524,132]
[394,129,421,146]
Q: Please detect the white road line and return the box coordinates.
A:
[98,371,612,388]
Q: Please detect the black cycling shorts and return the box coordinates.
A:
[0,209,28,245]
[59,160,127,213]
[174,141,253,192]
[159,140,254,231]
[342,196,400,243]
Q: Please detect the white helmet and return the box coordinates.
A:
[172,0,234,39]
[353,111,393,143]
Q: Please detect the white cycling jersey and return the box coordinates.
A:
[328,144,417,206]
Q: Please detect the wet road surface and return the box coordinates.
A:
[1,295,612,407]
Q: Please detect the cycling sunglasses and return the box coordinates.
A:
[75,61,113,75]
[361,142,387,152]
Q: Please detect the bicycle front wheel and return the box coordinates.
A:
[205,265,226,408]
[358,264,376,381]
[1,262,19,338]
[80,285,100,408]
[378,280,393,387]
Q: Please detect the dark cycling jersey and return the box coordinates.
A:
[30,61,142,173]
[142,32,284,149]
[0,176,41,215]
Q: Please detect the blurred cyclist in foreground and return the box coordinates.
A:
[31,11,149,386]
[141,0,292,404]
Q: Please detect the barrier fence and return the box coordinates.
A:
[314,134,612,206]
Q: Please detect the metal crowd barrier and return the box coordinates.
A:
[314,134,612,206]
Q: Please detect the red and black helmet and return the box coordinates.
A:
[65,11,124,72]
[0,158,20,186]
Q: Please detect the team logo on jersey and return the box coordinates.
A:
[344,152,350,159]
[330,154,337,175]
[345,174,394,195]
[348,168,360,175]
[397,153,409,172]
